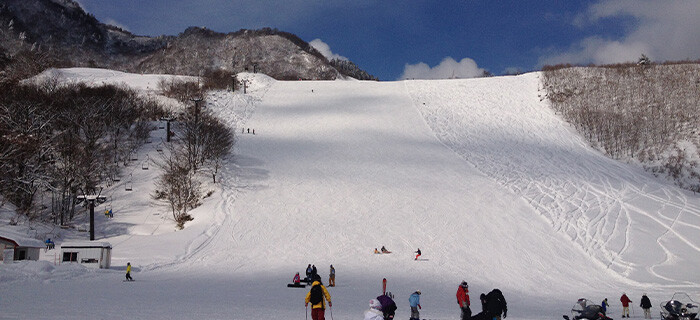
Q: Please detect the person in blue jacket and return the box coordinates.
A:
[601,298,609,315]
[409,290,422,320]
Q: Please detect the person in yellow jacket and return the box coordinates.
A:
[125,262,134,281]
[305,280,332,320]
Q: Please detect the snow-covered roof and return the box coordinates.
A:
[60,241,112,249]
[0,232,45,248]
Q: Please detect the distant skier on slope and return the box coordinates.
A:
[125,262,134,281]
[414,248,421,260]
[457,281,471,320]
[328,265,335,287]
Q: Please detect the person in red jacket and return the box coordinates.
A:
[456,281,471,320]
[620,292,632,318]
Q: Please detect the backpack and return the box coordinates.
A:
[309,284,323,305]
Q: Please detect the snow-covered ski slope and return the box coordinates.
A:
[405,74,700,286]
[2,69,699,320]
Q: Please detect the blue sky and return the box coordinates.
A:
[75,0,700,80]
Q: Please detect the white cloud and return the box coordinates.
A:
[399,57,484,80]
[540,0,700,66]
[309,39,347,61]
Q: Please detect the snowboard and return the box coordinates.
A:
[287,283,306,288]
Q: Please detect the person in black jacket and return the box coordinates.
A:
[640,293,652,319]
[486,289,507,319]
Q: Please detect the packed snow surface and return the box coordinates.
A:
[1,69,698,319]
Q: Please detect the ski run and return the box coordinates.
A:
[1,68,698,320]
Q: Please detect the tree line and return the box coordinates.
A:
[542,62,700,192]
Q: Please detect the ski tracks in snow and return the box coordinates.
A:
[405,73,700,286]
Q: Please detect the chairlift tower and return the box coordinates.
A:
[76,190,106,241]
[160,116,176,142]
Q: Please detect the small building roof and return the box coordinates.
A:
[0,231,45,248]
[60,241,112,249]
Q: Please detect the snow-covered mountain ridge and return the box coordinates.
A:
[0,0,375,80]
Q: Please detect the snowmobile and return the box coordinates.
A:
[660,293,698,320]
[563,298,613,320]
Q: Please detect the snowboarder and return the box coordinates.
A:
[311,265,318,280]
[601,298,609,315]
[374,248,380,254]
[125,262,134,281]
[620,292,632,318]
[485,288,507,320]
[409,290,421,320]
[305,279,332,320]
[365,298,384,320]
[380,246,391,253]
[328,265,335,287]
[377,292,397,320]
[414,248,421,260]
[293,272,301,284]
[640,293,652,319]
[457,281,471,320]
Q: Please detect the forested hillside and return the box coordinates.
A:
[543,63,700,192]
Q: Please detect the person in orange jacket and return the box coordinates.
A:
[620,292,632,318]
[305,280,332,320]
[456,281,471,320]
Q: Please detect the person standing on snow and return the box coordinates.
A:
[377,292,397,320]
[640,293,652,319]
[414,248,421,260]
[620,292,632,318]
[456,281,471,320]
[485,288,507,320]
[305,279,332,320]
[601,298,609,315]
[125,262,133,281]
[306,264,313,282]
[365,299,384,320]
[328,265,336,287]
[409,290,422,320]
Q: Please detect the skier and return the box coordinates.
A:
[125,262,133,281]
[457,281,471,320]
[414,248,421,260]
[293,272,301,284]
[409,290,421,320]
[640,293,652,319]
[328,265,335,287]
[601,298,609,315]
[377,292,397,320]
[485,288,507,320]
[305,279,332,320]
[620,292,632,318]
[365,299,384,320]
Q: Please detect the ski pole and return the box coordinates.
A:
[330,305,334,320]
[305,305,308,320]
